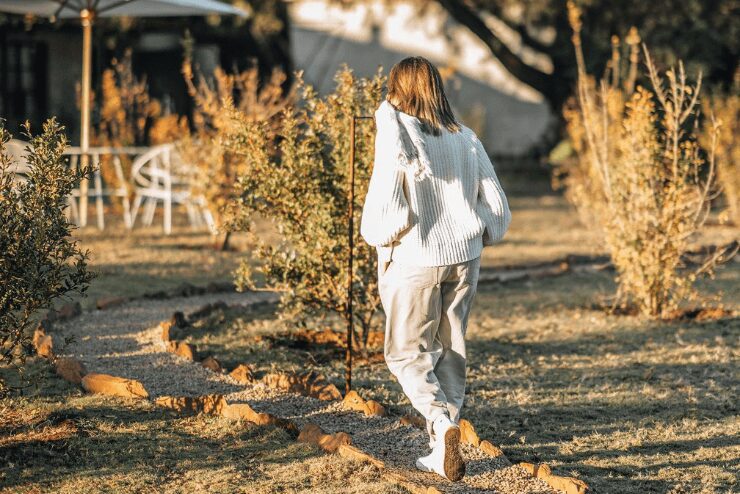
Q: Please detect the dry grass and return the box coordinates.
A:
[64,194,587,310]
[464,268,738,494]
[0,362,405,494]
[12,192,737,493]
[68,191,737,309]
[173,188,738,493]
[483,195,602,267]
[181,262,739,494]
[61,211,251,310]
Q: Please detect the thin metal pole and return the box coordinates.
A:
[345,114,374,395]
[345,115,356,395]
[78,8,93,227]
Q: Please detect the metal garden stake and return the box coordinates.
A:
[346,114,374,394]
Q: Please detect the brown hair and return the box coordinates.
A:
[387,56,460,135]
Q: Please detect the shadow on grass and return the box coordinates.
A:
[464,267,739,493]
[180,303,372,373]
[0,388,314,491]
[93,260,219,276]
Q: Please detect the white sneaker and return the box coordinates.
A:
[415,415,466,481]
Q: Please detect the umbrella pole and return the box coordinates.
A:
[78,8,93,227]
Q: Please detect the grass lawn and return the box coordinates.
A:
[0,362,404,494]
[67,193,738,310]
[179,262,738,494]
[3,191,738,493]
[465,267,738,494]
[64,222,250,310]
[66,193,594,311]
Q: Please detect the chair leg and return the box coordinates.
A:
[144,198,157,226]
[122,194,132,229]
[185,202,198,229]
[203,207,216,234]
[194,207,204,228]
[94,171,105,230]
[164,193,172,235]
[130,194,143,227]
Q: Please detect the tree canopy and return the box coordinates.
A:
[332,0,737,116]
[438,0,738,112]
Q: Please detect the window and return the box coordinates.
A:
[0,36,48,132]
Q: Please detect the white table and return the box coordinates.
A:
[64,146,150,230]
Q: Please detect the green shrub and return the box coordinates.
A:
[0,120,94,395]
[224,68,384,346]
[180,58,292,249]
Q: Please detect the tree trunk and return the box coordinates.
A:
[436,0,574,115]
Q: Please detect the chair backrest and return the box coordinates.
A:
[131,143,197,190]
[131,144,174,189]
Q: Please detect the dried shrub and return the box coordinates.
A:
[559,2,723,318]
[179,58,292,247]
[0,120,94,395]
[97,50,158,148]
[700,77,739,225]
[224,68,385,346]
[149,113,189,146]
[95,50,163,198]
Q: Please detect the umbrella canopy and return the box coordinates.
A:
[0,0,246,19]
[0,0,247,227]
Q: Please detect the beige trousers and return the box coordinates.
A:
[378,255,481,446]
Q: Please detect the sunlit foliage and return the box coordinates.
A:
[557,2,723,317]
[179,57,292,247]
[224,68,385,346]
[700,78,739,225]
[0,121,93,395]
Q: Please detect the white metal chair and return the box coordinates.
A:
[64,146,145,230]
[129,144,215,235]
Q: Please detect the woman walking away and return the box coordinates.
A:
[360,56,511,482]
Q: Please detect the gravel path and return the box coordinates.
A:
[57,293,557,494]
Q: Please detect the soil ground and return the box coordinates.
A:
[2,193,738,493]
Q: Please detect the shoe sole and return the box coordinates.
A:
[443,426,466,482]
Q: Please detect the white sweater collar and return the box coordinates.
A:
[375,100,432,181]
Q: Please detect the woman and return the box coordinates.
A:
[360,56,511,482]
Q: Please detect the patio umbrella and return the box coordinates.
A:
[0,0,248,226]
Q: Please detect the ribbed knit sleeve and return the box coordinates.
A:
[474,138,511,246]
[360,120,411,247]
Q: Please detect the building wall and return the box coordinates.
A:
[0,13,292,143]
[288,0,553,157]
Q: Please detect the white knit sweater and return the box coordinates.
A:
[360,100,511,267]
